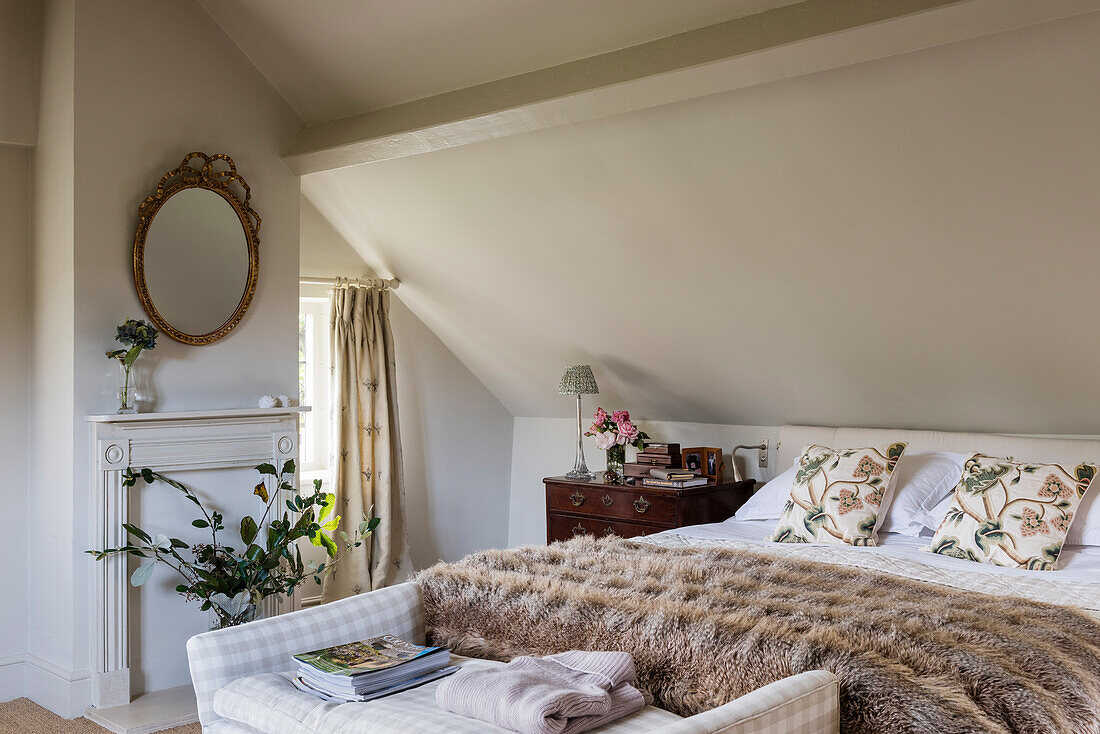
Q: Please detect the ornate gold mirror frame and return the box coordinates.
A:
[133,152,261,345]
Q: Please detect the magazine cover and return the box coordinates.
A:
[294,635,442,675]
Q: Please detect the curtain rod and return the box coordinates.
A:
[299,276,400,290]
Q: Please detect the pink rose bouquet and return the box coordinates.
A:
[585,407,650,455]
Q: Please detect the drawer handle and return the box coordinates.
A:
[633,496,650,514]
[570,491,585,507]
[601,494,614,506]
[572,523,587,536]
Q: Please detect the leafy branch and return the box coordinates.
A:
[87,461,379,628]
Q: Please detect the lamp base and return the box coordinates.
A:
[566,392,594,481]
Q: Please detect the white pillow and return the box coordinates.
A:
[879,451,967,536]
[735,450,965,532]
[925,492,952,531]
[732,462,798,521]
[1063,482,1100,547]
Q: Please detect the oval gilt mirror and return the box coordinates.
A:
[134,152,260,345]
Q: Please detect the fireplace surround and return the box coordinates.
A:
[86,407,306,731]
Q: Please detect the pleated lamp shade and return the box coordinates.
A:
[558,365,599,395]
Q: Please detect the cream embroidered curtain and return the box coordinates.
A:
[322,283,409,600]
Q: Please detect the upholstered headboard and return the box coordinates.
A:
[775,425,1100,473]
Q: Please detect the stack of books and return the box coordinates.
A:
[634,442,681,468]
[292,634,456,703]
[624,443,688,482]
[642,467,709,489]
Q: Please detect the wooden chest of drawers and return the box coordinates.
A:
[544,474,755,543]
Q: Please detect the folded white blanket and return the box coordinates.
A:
[435,650,645,734]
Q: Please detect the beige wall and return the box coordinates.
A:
[0,145,31,699]
[73,0,301,700]
[390,297,513,566]
[304,11,1100,437]
[301,200,514,569]
[23,0,303,714]
[0,0,42,145]
[26,0,77,713]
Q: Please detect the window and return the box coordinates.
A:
[298,293,333,604]
[298,297,331,483]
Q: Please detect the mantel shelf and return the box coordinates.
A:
[86,406,311,423]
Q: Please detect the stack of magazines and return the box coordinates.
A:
[292,634,456,703]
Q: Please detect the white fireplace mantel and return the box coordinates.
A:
[87,406,310,425]
[86,406,308,732]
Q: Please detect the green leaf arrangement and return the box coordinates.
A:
[87,460,379,628]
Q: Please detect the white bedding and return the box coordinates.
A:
[642,519,1100,616]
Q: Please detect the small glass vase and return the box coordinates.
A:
[605,444,626,484]
[209,604,258,631]
[117,362,137,414]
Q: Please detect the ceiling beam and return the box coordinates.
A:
[283,0,1100,175]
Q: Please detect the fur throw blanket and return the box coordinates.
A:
[414,536,1100,734]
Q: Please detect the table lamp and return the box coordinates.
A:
[558,365,599,480]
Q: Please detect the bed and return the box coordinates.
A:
[417,425,1100,734]
[647,518,1100,617]
[647,424,1100,617]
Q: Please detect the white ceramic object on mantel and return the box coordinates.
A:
[258,395,277,408]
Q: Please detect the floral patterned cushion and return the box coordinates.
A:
[771,442,908,546]
[928,454,1098,570]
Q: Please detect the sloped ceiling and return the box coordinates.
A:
[303,11,1100,434]
[198,0,798,125]
[300,196,375,279]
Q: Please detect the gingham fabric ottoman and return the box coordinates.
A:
[188,582,838,734]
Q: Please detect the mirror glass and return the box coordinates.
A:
[142,188,250,336]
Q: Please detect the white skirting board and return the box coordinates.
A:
[0,656,25,702]
[84,684,198,734]
[22,655,93,720]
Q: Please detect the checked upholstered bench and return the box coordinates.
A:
[187,582,839,734]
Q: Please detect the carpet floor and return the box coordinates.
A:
[0,699,201,734]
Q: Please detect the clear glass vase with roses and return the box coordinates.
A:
[584,408,649,484]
